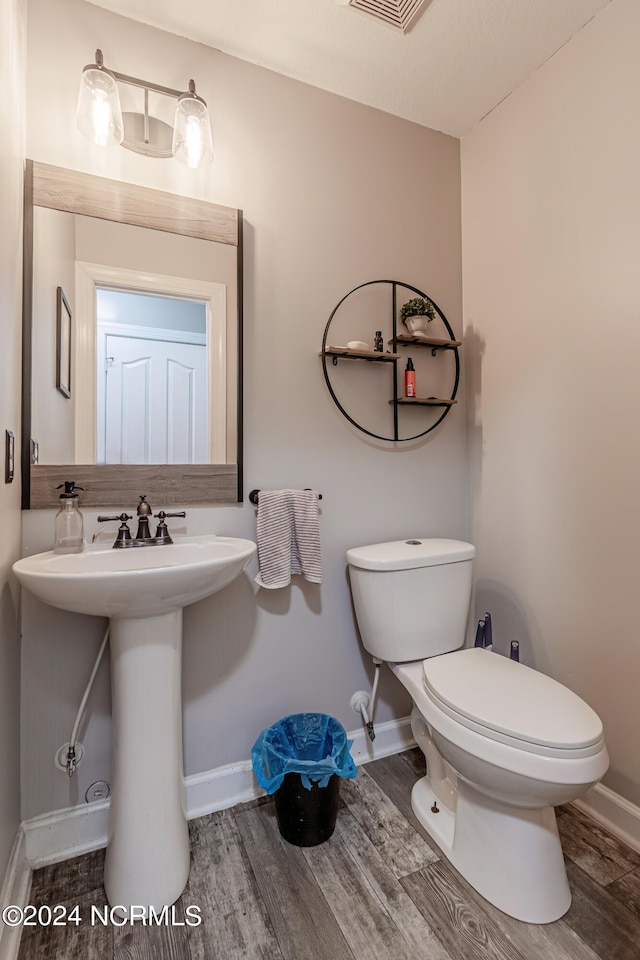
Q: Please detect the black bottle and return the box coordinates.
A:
[374,330,384,352]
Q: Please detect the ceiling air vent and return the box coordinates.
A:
[339,0,430,33]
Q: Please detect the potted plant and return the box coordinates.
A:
[400,297,436,336]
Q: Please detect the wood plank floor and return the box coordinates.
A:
[17,750,640,960]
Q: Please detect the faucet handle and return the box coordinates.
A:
[96,514,133,548]
[153,510,186,545]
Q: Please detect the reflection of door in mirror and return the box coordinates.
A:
[32,206,233,466]
[72,261,226,466]
[96,289,209,464]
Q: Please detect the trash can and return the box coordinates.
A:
[251,713,356,846]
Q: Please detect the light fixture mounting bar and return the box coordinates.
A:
[109,70,184,101]
[91,49,185,100]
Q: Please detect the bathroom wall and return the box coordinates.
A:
[462,0,640,804]
[0,0,25,879]
[21,0,465,819]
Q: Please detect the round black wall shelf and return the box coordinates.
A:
[320,279,460,442]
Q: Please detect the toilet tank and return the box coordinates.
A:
[346,539,475,662]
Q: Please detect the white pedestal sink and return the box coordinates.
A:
[13,535,256,913]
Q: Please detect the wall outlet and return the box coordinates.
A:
[85,780,111,803]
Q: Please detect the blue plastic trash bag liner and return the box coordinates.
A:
[251,712,357,793]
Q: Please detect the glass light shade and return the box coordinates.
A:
[76,66,124,148]
[172,94,213,169]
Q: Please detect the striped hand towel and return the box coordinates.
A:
[254,489,322,589]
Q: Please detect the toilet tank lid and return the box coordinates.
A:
[346,539,475,571]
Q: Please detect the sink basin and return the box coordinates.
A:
[13,534,256,915]
[13,535,256,619]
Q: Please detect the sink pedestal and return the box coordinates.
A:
[104,610,190,913]
[12,535,258,913]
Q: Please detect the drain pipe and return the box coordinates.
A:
[66,625,110,777]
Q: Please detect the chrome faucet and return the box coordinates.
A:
[97,496,186,548]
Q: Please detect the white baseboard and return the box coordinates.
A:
[0,828,31,960]
[186,759,260,821]
[572,782,640,853]
[23,799,110,870]
[22,717,415,868]
[348,715,415,766]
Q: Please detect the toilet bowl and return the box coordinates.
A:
[346,539,609,924]
[394,652,608,923]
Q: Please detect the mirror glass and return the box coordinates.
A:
[23,161,242,508]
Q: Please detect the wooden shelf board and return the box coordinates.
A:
[392,397,457,407]
[321,346,400,362]
[391,334,461,350]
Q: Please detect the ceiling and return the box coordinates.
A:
[86,0,612,138]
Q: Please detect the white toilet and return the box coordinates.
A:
[347,538,609,924]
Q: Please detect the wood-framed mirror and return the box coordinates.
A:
[22,160,243,509]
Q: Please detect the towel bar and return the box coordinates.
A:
[249,489,323,505]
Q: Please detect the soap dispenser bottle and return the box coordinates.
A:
[54,482,85,554]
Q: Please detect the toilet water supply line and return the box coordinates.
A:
[359,658,382,741]
[66,625,110,777]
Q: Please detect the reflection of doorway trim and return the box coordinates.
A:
[75,263,226,465]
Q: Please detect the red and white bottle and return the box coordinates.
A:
[404,357,416,398]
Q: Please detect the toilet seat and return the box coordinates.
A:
[422,648,604,759]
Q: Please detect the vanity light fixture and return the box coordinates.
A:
[76,50,213,169]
